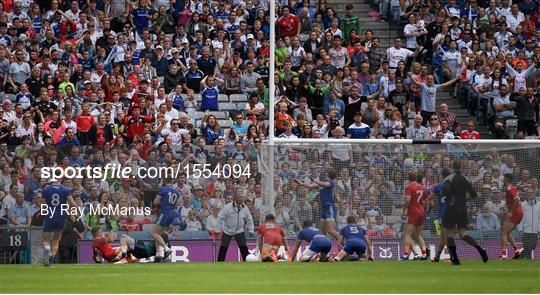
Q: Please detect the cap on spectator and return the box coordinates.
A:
[247,34,254,40]
[172,48,179,54]
[182,39,189,44]
[156,45,163,50]
[84,80,92,85]
[491,187,500,193]
[193,184,204,190]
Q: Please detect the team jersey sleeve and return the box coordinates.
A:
[404,184,412,201]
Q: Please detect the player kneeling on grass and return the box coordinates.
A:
[258,214,290,262]
[291,219,333,262]
[331,215,373,262]
[402,171,430,261]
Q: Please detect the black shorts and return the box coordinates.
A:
[442,206,468,229]
[130,240,155,259]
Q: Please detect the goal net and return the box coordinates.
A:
[259,139,540,261]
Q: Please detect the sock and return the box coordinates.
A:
[44,246,51,256]
[513,245,519,251]
[502,249,507,257]
[435,251,441,260]
[163,245,170,252]
[156,246,164,257]
[446,237,458,261]
[421,249,427,255]
[403,251,409,257]
[463,235,481,250]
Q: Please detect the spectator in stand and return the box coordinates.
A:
[8,193,31,227]
[511,86,539,136]
[460,120,481,139]
[475,204,501,231]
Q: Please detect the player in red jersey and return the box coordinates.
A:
[501,174,524,259]
[258,214,290,262]
[91,228,123,263]
[402,171,430,260]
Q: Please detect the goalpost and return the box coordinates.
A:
[260,139,540,260]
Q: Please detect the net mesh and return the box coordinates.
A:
[260,141,540,260]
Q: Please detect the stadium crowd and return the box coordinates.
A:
[0,0,538,263]
[274,0,540,140]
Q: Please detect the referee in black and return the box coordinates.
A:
[217,189,255,261]
[442,159,489,265]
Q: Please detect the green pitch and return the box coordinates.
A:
[1,260,539,293]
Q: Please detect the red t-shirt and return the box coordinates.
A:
[460,130,480,139]
[258,222,285,246]
[123,115,154,139]
[75,112,96,133]
[277,15,300,37]
[92,237,116,262]
[404,181,428,217]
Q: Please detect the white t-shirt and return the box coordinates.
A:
[386,47,414,68]
[329,46,349,69]
[403,24,418,49]
[442,50,461,69]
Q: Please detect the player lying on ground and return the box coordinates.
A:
[153,177,181,262]
[402,171,430,261]
[291,219,333,262]
[331,215,373,262]
[42,181,78,267]
[258,213,290,262]
[501,174,524,259]
[92,228,171,263]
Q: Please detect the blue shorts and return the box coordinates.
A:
[343,238,366,256]
[156,212,180,228]
[321,203,337,220]
[42,217,66,233]
[309,235,332,253]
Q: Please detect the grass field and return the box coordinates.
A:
[1,260,539,293]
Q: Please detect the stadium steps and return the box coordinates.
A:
[327,0,399,50]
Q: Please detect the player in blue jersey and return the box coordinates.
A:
[291,219,333,262]
[152,178,181,262]
[42,181,77,266]
[430,168,450,262]
[331,215,373,262]
[292,170,340,240]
